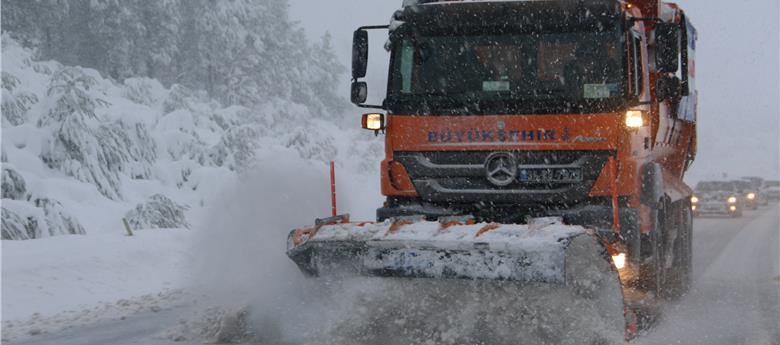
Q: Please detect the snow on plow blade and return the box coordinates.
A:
[287,216,617,285]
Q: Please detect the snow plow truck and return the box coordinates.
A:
[287,0,697,341]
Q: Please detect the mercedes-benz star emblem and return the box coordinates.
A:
[484,152,517,187]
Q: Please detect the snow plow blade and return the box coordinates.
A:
[290,216,595,281]
[286,215,632,342]
[288,215,615,282]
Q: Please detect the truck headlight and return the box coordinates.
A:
[691,196,699,203]
[625,110,644,128]
[612,253,626,270]
[747,193,756,200]
[728,196,737,204]
[362,113,385,130]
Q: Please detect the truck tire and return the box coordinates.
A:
[683,203,693,287]
[637,164,666,296]
[665,200,692,299]
[639,202,666,297]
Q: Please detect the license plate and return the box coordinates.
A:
[702,205,722,211]
[517,168,583,183]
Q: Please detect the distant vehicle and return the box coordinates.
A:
[742,176,767,206]
[692,181,743,217]
[732,180,759,210]
[763,180,780,202]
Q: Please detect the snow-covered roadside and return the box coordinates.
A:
[1,229,193,341]
[1,289,187,343]
[1,27,383,343]
[1,149,382,342]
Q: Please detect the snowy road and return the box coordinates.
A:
[10,206,780,345]
[638,205,780,345]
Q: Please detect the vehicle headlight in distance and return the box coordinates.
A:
[747,193,756,200]
[728,196,738,204]
[691,196,699,203]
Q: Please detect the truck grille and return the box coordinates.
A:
[394,151,609,205]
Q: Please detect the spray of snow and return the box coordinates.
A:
[178,150,365,343]
[176,150,625,344]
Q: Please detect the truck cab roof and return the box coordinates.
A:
[396,0,622,35]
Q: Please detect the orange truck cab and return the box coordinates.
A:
[351,0,697,294]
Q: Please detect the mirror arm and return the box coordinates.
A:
[628,17,661,24]
[356,103,385,110]
[358,25,390,30]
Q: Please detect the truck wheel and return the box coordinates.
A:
[684,204,693,287]
[639,204,666,297]
[637,165,667,297]
[665,201,692,299]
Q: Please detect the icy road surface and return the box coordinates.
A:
[9,206,779,345]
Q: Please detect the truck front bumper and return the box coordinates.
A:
[693,202,738,216]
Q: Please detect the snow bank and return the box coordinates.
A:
[1,230,192,321]
[1,289,187,342]
[1,228,194,343]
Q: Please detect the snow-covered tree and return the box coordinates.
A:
[125,194,189,230]
[2,0,346,116]
[1,198,87,240]
[39,67,156,200]
[0,0,364,241]
[2,167,27,200]
[2,72,38,126]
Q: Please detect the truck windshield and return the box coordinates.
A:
[387,30,625,115]
[696,182,736,192]
[732,181,752,190]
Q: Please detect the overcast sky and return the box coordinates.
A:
[289,0,780,181]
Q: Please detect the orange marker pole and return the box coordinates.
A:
[330,161,337,217]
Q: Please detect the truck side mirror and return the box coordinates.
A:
[352,29,369,79]
[351,81,368,104]
[655,23,679,73]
